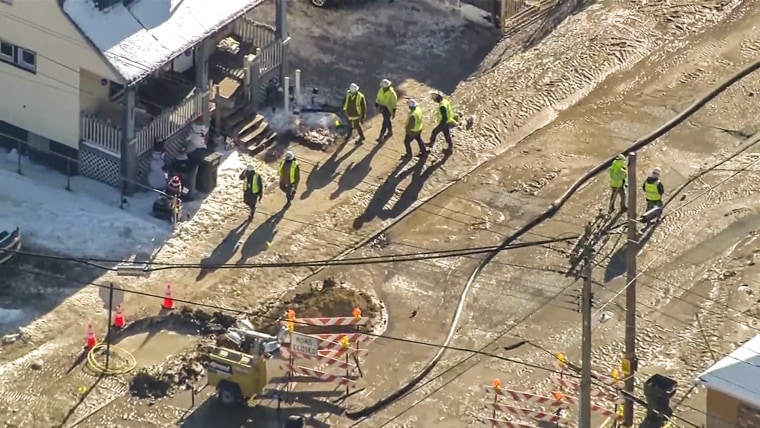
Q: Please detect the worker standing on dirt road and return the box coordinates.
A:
[642,167,665,222]
[429,91,456,153]
[278,151,300,206]
[239,164,264,221]
[375,79,398,142]
[402,99,428,159]
[343,83,367,143]
[608,154,627,212]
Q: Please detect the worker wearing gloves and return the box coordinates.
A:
[642,167,665,223]
[608,154,627,212]
[239,164,264,221]
[278,151,300,206]
[375,79,398,142]
[402,99,427,159]
[429,91,456,153]
[343,83,367,143]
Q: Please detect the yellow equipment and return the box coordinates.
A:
[206,346,269,405]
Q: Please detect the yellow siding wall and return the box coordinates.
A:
[0,0,119,149]
[79,69,109,114]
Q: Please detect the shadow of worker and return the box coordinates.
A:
[381,150,452,220]
[603,216,661,283]
[301,140,359,200]
[352,154,427,230]
[330,140,385,201]
[237,209,286,265]
[197,219,251,281]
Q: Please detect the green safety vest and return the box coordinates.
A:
[343,92,365,119]
[243,172,261,194]
[376,87,397,109]
[409,108,423,133]
[278,160,298,184]
[609,160,626,188]
[644,182,662,201]
[436,98,456,125]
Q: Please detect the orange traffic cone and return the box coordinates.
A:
[113,304,125,328]
[85,321,97,349]
[162,283,174,310]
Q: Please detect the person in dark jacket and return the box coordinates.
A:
[429,91,456,153]
[239,164,264,220]
[278,151,300,206]
[642,167,664,223]
[168,147,194,178]
[342,83,367,143]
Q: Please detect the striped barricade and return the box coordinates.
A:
[279,347,356,370]
[311,332,371,346]
[560,394,621,419]
[480,417,537,428]
[319,347,369,359]
[483,403,563,424]
[551,376,623,405]
[281,364,355,386]
[484,386,568,408]
[293,316,369,327]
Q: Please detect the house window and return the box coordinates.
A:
[0,39,36,74]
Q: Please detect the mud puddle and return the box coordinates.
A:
[119,331,199,367]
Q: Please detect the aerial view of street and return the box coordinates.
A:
[1,0,760,427]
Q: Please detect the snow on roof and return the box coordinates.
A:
[62,0,264,82]
[698,334,760,409]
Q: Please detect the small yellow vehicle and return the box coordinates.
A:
[205,346,268,405]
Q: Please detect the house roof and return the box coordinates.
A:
[62,0,264,83]
[698,334,760,409]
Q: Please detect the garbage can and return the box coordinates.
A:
[284,416,304,428]
[196,152,223,193]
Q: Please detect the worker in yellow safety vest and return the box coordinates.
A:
[609,154,627,212]
[642,167,665,221]
[342,83,367,143]
[278,151,300,206]
[239,164,264,221]
[375,78,398,142]
[429,90,456,153]
[402,99,428,159]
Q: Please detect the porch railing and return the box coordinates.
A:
[256,40,284,75]
[80,91,203,156]
[135,91,202,155]
[233,18,276,49]
[81,115,122,155]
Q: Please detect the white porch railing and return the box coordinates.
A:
[80,91,203,156]
[81,115,123,154]
[233,18,276,48]
[258,41,283,75]
[135,91,202,155]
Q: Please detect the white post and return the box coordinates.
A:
[294,69,301,113]
[283,76,290,112]
[243,55,254,101]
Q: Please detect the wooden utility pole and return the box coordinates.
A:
[623,152,638,426]
[580,255,593,428]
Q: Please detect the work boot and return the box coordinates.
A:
[620,205,627,212]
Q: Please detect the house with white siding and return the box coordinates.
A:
[0,0,288,190]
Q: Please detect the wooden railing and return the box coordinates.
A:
[233,17,276,49]
[257,40,283,75]
[80,92,203,156]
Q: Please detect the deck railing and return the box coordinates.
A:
[80,92,203,156]
[233,18,276,49]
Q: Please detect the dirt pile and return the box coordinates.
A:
[129,351,206,399]
[251,277,381,335]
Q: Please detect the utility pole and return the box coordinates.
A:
[580,254,593,428]
[623,151,638,426]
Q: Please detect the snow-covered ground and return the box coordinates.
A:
[0,148,259,261]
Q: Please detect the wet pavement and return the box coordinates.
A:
[1,0,759,426]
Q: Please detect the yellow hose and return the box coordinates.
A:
[86,342,137,375]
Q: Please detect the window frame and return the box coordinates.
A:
[0,41,13,63]
[17,48,36,72]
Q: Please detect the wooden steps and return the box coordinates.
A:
[223,105,278,156]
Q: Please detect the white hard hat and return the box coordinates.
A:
[652,167,661,177]
[349,83,359,93]
[380,79,391,88]
[408,99,418,108]
[246,164,254,171]
[616,154,625,161]
[284,151,295,161]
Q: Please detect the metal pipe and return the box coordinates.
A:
[283,76,290,112]
[294,69,301,113]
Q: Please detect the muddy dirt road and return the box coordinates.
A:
[0,0,757,426]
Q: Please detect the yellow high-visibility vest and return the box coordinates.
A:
[376,87,397,109]
[278,160,298,184]
[243,172,261,194]
[410,108,423,133]
[436,98,456,125]
[343,92,365,119]
[609,160,626,188]
[644,182,662,201]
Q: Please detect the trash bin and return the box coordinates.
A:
[284,416,304,428]
[196,151,223,193]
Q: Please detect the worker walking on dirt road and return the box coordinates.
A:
[402,99,427,159]
[239,164,264,221]
[608,154,627,212]
[375,79,398,142]
[278,151,300,206]
[429,91,456,153]
[343,83,367,143]
[642,167,665,222]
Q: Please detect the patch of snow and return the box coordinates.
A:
[0,150,168,258]
[62,0,265,82]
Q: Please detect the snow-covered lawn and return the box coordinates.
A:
[0,148,253,261]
